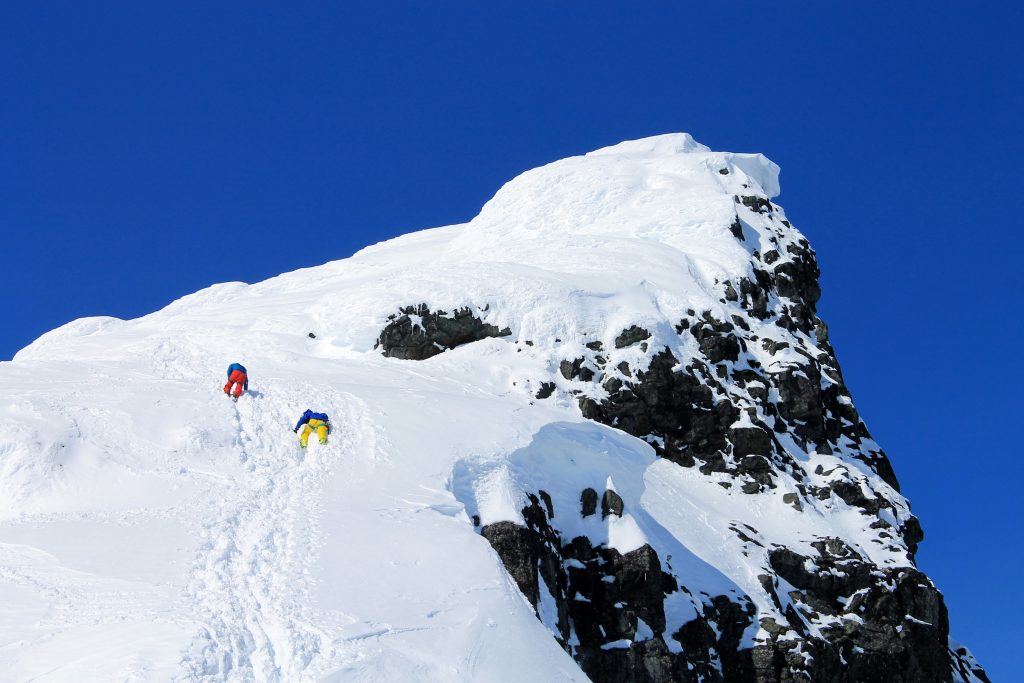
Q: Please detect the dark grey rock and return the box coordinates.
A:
[560,357,596,382]
[376,304,511,360]
[480,521,540,605]
[601,489,624,518]
[731,426,772,457]
[615,326,652,349]
[535,382,556,400]
[737,194,773,214]
[581,348,737,466]
[730,217,745,241]
[581,488,598,517]
[761,338,789,355]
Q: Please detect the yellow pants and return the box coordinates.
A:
[300,419,329,448]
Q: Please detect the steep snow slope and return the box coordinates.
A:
[0,134,985,682]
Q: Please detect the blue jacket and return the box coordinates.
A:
[227,363,248,390]
[294,410,330,432]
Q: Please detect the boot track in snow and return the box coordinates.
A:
[181,384,357,681]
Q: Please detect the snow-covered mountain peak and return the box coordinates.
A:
[462,133,779,263]
[587,132,780,199]
[586,132,709,157]
[17,134,783,365]
[0,135,988,682]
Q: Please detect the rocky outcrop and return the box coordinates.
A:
[534,196,979,680]
[574,219,903,511]
[479,489,757,683]
[380,194,985,681]
[753,543,952,682]
[375,304,510,360]
[551,205,965,677]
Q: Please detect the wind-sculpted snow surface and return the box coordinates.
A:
[0,134,986,681]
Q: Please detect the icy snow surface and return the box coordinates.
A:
[0,133,895,680]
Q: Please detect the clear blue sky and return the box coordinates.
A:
[2,3,1020,677]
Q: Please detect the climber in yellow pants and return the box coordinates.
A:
[292,409,330,448]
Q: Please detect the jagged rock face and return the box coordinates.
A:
[757,546,952,683]
[553,202,959,679]
[375,303,511,360]
[474,486,960,683]
[480,490,757,683]
[377,181,985,680]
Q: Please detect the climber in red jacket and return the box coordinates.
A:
[224,362,248,401]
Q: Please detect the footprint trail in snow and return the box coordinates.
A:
[182,382,357,681]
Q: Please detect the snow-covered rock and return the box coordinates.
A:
[0,134,986,682]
